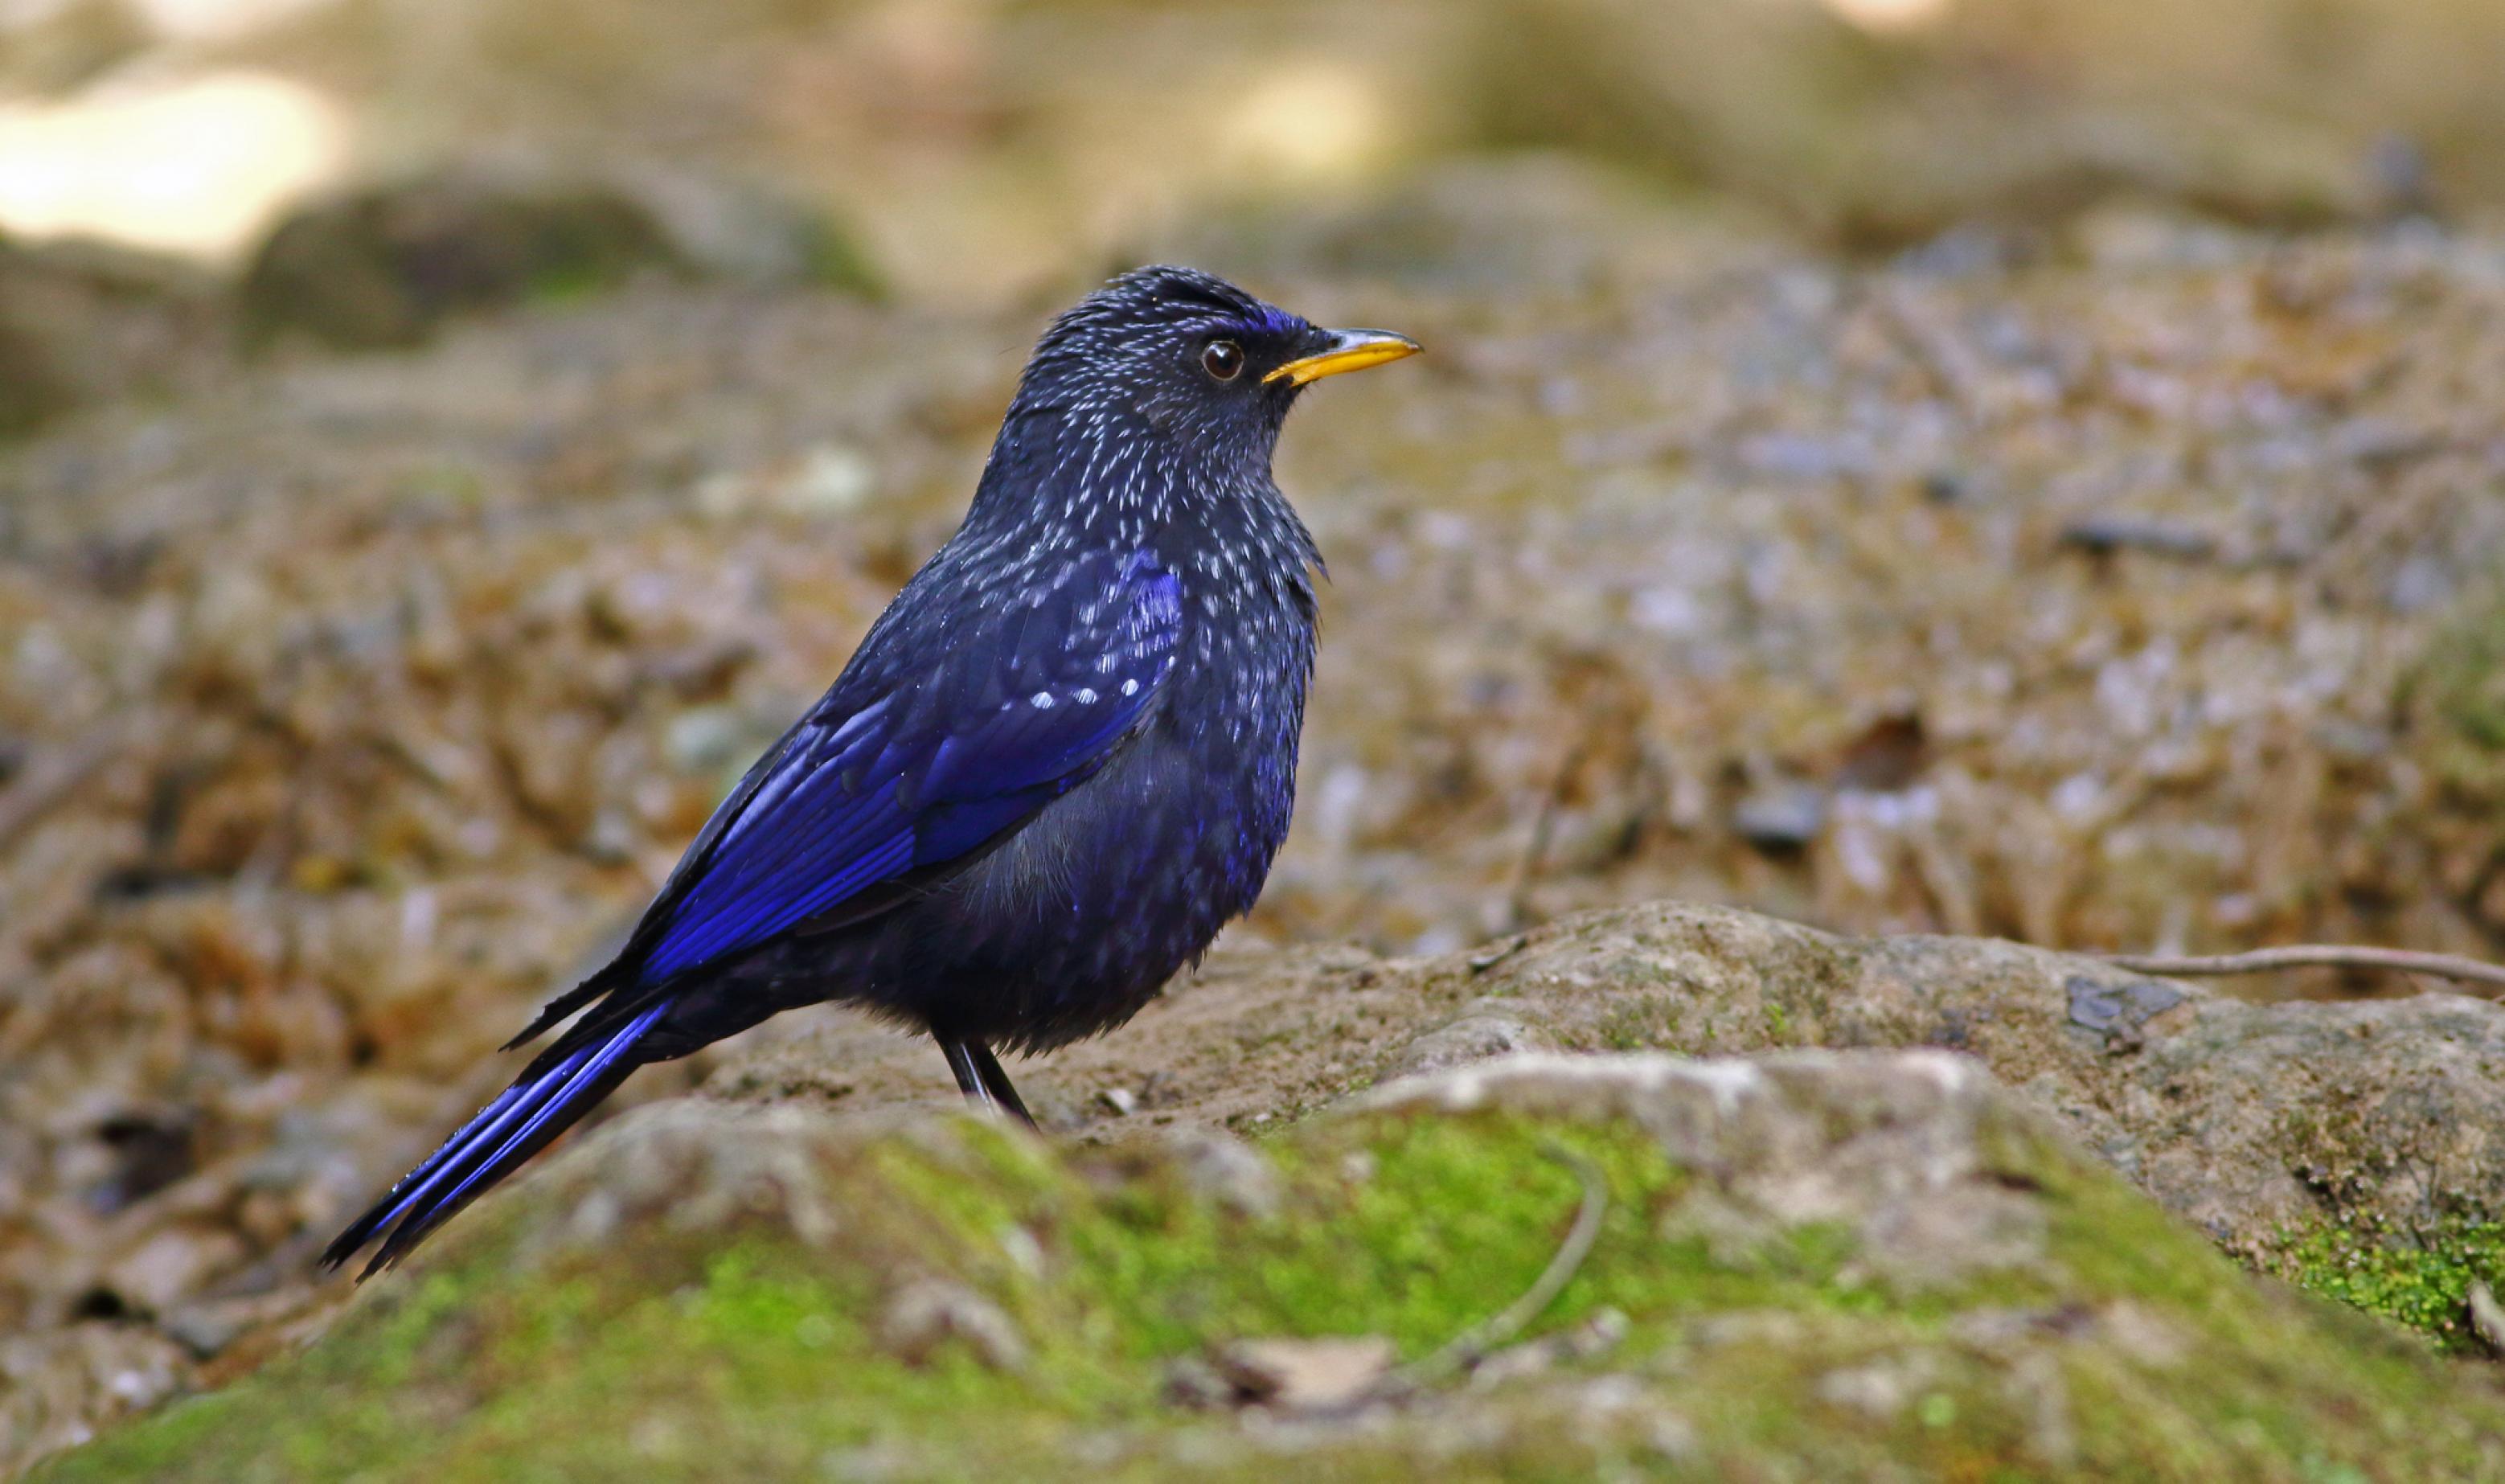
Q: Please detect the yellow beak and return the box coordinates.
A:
[1264,328,1422,387]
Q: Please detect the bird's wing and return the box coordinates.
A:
[509,547,1182,1044]
[644,546,1181,979]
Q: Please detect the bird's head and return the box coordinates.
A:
[978,265,1417,535]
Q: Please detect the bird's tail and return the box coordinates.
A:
[320,998,670,1279]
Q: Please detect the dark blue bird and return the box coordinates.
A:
[322,266,1418,1275]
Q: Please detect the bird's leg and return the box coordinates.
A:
[939,1036,1037,1129]
[965,1040,1035,1127]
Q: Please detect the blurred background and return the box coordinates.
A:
[7,0,2505,1469]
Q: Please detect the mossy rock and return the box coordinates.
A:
[38,1052,2505,1481]
[236,166,881,353]
[238,173,685,351]
[703,898,2505,1355]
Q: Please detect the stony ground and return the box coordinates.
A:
[9,178,2505,1474]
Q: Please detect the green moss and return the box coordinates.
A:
[38,1103,2505,1482]
[2272,1216,2505,1355]
[1078,1116,1716,1361]
[2263,1082,2505,1353]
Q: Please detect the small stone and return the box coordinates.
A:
[84,1108,195,1215]
[1564,1305,1631,1358]
[2056,518,2218,562]
[1097,1087,1137,1117]
[2064,977,2184,1039]
[1469,1306,1630,1388]
[1169,1128,1280,1220]
[1817,1357,1928,1420]
[2385,555,2453,615]
[1213,1335,1394,1410]
[1466,1342,1555,1388]
[99,1226,246,1316]
[1160,1354,1234,1409]
[1921,469,1970,505]
[877,1279,1027,1373]
[1466,937,1527,974]
[773,445,876,518]
[1389,1001,1555,1077]
[664,706,750,773]
[1732,784,1826,851]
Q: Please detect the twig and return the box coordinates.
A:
[2102,945,2505,995]
[1376,1142,1609,1398]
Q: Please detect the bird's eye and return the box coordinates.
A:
[1201,340,1244,382]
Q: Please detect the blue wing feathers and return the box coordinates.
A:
[329,551,1183,1273]
[628,549,1179,989]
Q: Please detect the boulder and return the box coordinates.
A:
[236,166,875,351]
[35,1047,2505,1479]
[21,898,2505,1476]
[237,170,684,351]
[714,900,2505,1350]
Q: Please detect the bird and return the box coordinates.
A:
[322,265,1419,1276]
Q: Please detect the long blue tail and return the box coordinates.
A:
[322,999,670,1278]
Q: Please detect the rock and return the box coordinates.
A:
[1211,1335,1394,1410]
[1364,1051,2050,1293]
[675,899,2505,1348]
[80,1108,196,1217]
[237,169,683,351]
[0,236,222,438]
[96,1227,247,1318]
[1166,1127,1281,1220]
[1385,998,1556,1077]
[1467,1305,1629,1388]
[236,163,879,351]
[1423,904,2505,1300]
[878,1279,1027,1373]
[2056,516,2221,562]
[1731,783,1826,851]
[608,166,879,295]
[0,1325,192,1475]
[661,706,752,774]
[1150,154,1747,295]
[33,1049,2505,1478]
[1459,0,2393,245]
